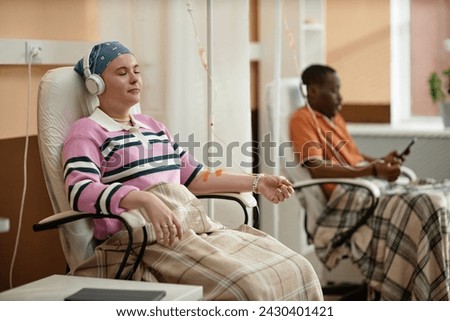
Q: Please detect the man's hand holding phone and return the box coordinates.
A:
[382,138,416,164]
[398,137,417,159]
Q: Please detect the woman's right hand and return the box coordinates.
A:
[257,174,294,204]
[120,190,183,246]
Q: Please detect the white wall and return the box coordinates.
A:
[99,0,252,225]
[99,0,251,169]
[350,126,450,180]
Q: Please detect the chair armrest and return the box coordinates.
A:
[33,210,146,232]
[293,177,381,248]
[292,178,381,199]
[33,210,148,280]
[197,192,257,208]
[196,192,258,226]
[33,210,95,232]
[400,166,417,182]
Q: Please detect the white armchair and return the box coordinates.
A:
[33,67,257,280]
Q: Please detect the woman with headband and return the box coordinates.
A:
[62,41,323,300]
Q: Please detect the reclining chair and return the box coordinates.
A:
[33,66,258,280]
[283,152,416,300]
[267,77,417,300]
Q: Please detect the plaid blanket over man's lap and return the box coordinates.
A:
[310,179,450,300]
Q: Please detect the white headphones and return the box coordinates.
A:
[300,82,307,98]
[83,52,105,95]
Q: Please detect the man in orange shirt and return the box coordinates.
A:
[288,64,450,301]
[289,64,402,197]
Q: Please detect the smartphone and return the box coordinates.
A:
[398,137,417,157]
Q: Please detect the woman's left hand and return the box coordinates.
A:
[258,175,294,204]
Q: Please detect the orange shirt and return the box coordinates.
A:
[289,106,365,195]
[290,106,364,166]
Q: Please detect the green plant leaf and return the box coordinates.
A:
[428,72,445,103]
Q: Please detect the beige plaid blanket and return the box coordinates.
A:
[71,182,323,301]
[310,179,450,300]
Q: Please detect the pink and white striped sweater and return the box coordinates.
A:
[62,108,203,240]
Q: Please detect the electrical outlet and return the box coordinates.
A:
[445,39,450,52]
[25,41,44,64]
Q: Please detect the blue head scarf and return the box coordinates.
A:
[74,41,132,78]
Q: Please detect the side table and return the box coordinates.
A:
[0,274,203,301]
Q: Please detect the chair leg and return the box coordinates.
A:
[322,282,368,301]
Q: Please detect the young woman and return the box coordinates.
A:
[62,41,323,300]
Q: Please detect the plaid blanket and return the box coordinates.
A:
[310,178,450,300]
[71,182,323,301]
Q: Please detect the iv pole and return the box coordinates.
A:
[207,0,214,220]
[271,0,282,239]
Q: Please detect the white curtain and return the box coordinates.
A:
[98,0,251,173]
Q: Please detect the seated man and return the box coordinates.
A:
[289,64,450,300]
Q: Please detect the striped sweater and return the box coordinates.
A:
[62,108,203,240]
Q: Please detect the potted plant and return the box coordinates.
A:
[428,67,450,127]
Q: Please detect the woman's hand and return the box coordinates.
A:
[257,174,294,204]
[120,190,183,246]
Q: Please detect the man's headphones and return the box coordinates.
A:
[300,82,307,98]
[83,52,105,95]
